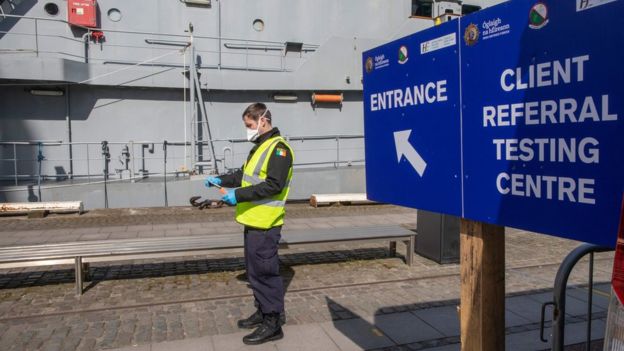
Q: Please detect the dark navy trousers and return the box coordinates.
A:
[243,226,284,314]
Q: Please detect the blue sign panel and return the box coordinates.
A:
[362,21,463,215]
[363,0,624,246]
[461,0,624,246]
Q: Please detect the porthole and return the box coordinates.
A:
[107,8,122,22]
[44,3,59,16]
[252,19,264,32]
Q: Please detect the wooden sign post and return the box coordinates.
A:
[460,219,505,351]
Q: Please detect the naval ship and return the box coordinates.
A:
[0,0,500,209]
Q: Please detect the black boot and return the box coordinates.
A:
[242,312,284,345]
[237,309,264,329]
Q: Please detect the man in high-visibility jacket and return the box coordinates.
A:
[205,102,293,345]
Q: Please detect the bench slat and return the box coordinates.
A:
[0,225,414,263]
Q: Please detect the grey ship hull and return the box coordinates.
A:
[0,0,498,209]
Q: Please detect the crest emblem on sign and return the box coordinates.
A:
[463,24,480,46]
[365,57,373,73]
[529,3,549,29]
[398,45,409,64]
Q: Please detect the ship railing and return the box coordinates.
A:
[0,14,318,73]
[0,135,364,187]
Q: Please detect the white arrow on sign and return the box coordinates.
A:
[393,129,427,177]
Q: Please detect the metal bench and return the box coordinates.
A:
[0,225,415,295]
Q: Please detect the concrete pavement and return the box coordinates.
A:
[110,283,610,351]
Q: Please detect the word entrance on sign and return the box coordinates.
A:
[370,80,448,111]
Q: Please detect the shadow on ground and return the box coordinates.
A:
[324,282,611,351]
[326,296,461,350]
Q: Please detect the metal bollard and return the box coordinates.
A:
[101,141,110,208]
[163,140,168,207]
[36,142,44,202]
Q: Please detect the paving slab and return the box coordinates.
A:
[319,319,394,351]
[594,283,610,294]
[506,295,546,322]
[507,319,606,351]
[505,309,532,328]
[506,328,552,351]
[212,331,278,351]
[422,344,460,351]
[273,323,340,351]
[411,305,460,337]
[373,311,444,344]
[563,319,607,345]
[567,287,610,312]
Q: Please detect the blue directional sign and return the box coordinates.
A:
[461,0,624,246]
[363,0,624,246]
[363,21,462,216]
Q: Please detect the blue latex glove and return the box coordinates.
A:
[204,176,222,188]
[222,189,237,206]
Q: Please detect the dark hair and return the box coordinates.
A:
[242,103,272,122]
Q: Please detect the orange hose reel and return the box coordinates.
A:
[311,93,343,104]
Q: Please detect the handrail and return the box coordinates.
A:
[0,140,63,145]
[211,135,364,144]
[539,243,613,351]
[0,13,320,47]
[0,135,364,145]
[0,30,85,43]
[0,13,316,75]
[0,135,365,187]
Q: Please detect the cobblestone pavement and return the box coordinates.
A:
[0,205,615,350]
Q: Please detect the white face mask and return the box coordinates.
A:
[246,125,260,142]
[246,109,268,142]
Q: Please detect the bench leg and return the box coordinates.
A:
[389,241,397,257]
[75,256,83,296]
[82,262,90,282]
[405,236,415,266]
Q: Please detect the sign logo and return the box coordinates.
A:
[576,0,616,12]
[578,0,590,10]
[463,23,480,46]
[365,57,373,73]
[482,18,511,40]
[529,3,549,29]
[374,54,390,70]
[398,45,409,64]
[420,33,457,55]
